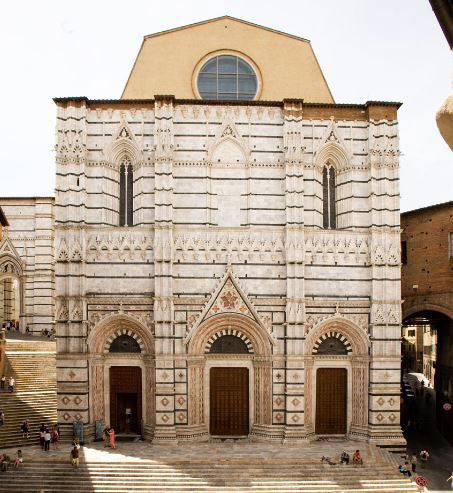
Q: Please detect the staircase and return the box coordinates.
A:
[0,460,419,492]
[0,338,57,448]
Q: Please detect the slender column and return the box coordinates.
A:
[282,99,306,440]
[153,96,177,441]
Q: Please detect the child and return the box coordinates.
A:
[13,450,23,469]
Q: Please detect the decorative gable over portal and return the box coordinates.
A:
[184,269,276,346]
[0,236,22,263]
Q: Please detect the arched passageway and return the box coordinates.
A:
[402,308,453,443]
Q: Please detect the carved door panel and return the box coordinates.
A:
[210,367,249,436]
[315,368,347,434]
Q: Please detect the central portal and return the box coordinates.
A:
[210,367,249,436]
[109,366,142,434]
[315,367,347,434]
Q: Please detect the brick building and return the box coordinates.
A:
[401,200,453,442]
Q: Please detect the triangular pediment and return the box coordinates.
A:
[112,112,138,144]
[105,112,142,164]
[184,269,275,346]
[0,236,21,262]
[319,118,345,148]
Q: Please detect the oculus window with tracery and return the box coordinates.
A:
[197,55,258,100]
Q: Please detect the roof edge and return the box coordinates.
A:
[53,96,402,109]
[401,200,453,216]
[143,16,311,44]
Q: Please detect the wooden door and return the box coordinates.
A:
[116,393,138,433]
[315,368,347,434]
[109,366,142,433]
[210,367,249,436]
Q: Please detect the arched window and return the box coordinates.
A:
[119,156,134,226]
[322,164,336,229]
[109,334,141,353]
[209,335,250,354]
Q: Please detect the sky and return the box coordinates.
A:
[0,0,451,212]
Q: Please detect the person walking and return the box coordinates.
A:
[20,420,30,439]
[410,452,417,473]
[420,449,429,468]
[108,427,116,449]
[51,426,59,449]
[39,424,46,449]
[0,375,5,390]
[70,445,79,468]
[8,377,15,392]
[44,429,51,451]
[0,411,4,426]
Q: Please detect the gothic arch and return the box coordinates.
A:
[315,142,349,172]
[188,313,271,356]
[305,316,369,356]
[104,329,145,353]
[205,328,254,354]
[312,330,352,355]
[87,313,154,355]
[108,141,141,168]
[209,136,248,164]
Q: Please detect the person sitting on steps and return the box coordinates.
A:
[340,451,350,465]
[352,450,363,465]
[13,450,23,469]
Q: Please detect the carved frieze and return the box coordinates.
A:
[86,232,153,262]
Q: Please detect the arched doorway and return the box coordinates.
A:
[87,315,155,440]
[403,306,453,443]
[0,257,23,331]
[304,318,369,439]
[187,314,272,439]
[108,334,143,435]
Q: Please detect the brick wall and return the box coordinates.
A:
[401,202,453,308]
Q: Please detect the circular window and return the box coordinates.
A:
[197,55,258,101]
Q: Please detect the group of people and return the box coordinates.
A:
[0,450,23,471]
[0,375,15,392]
[1,320,19,331]
[39,424,59,451]
[398,450,429,477]
[322,449,363,466]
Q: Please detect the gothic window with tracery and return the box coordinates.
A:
[322,163,336,229]
[119,156,134,226]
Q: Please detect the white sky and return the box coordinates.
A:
[1,0,451,212]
